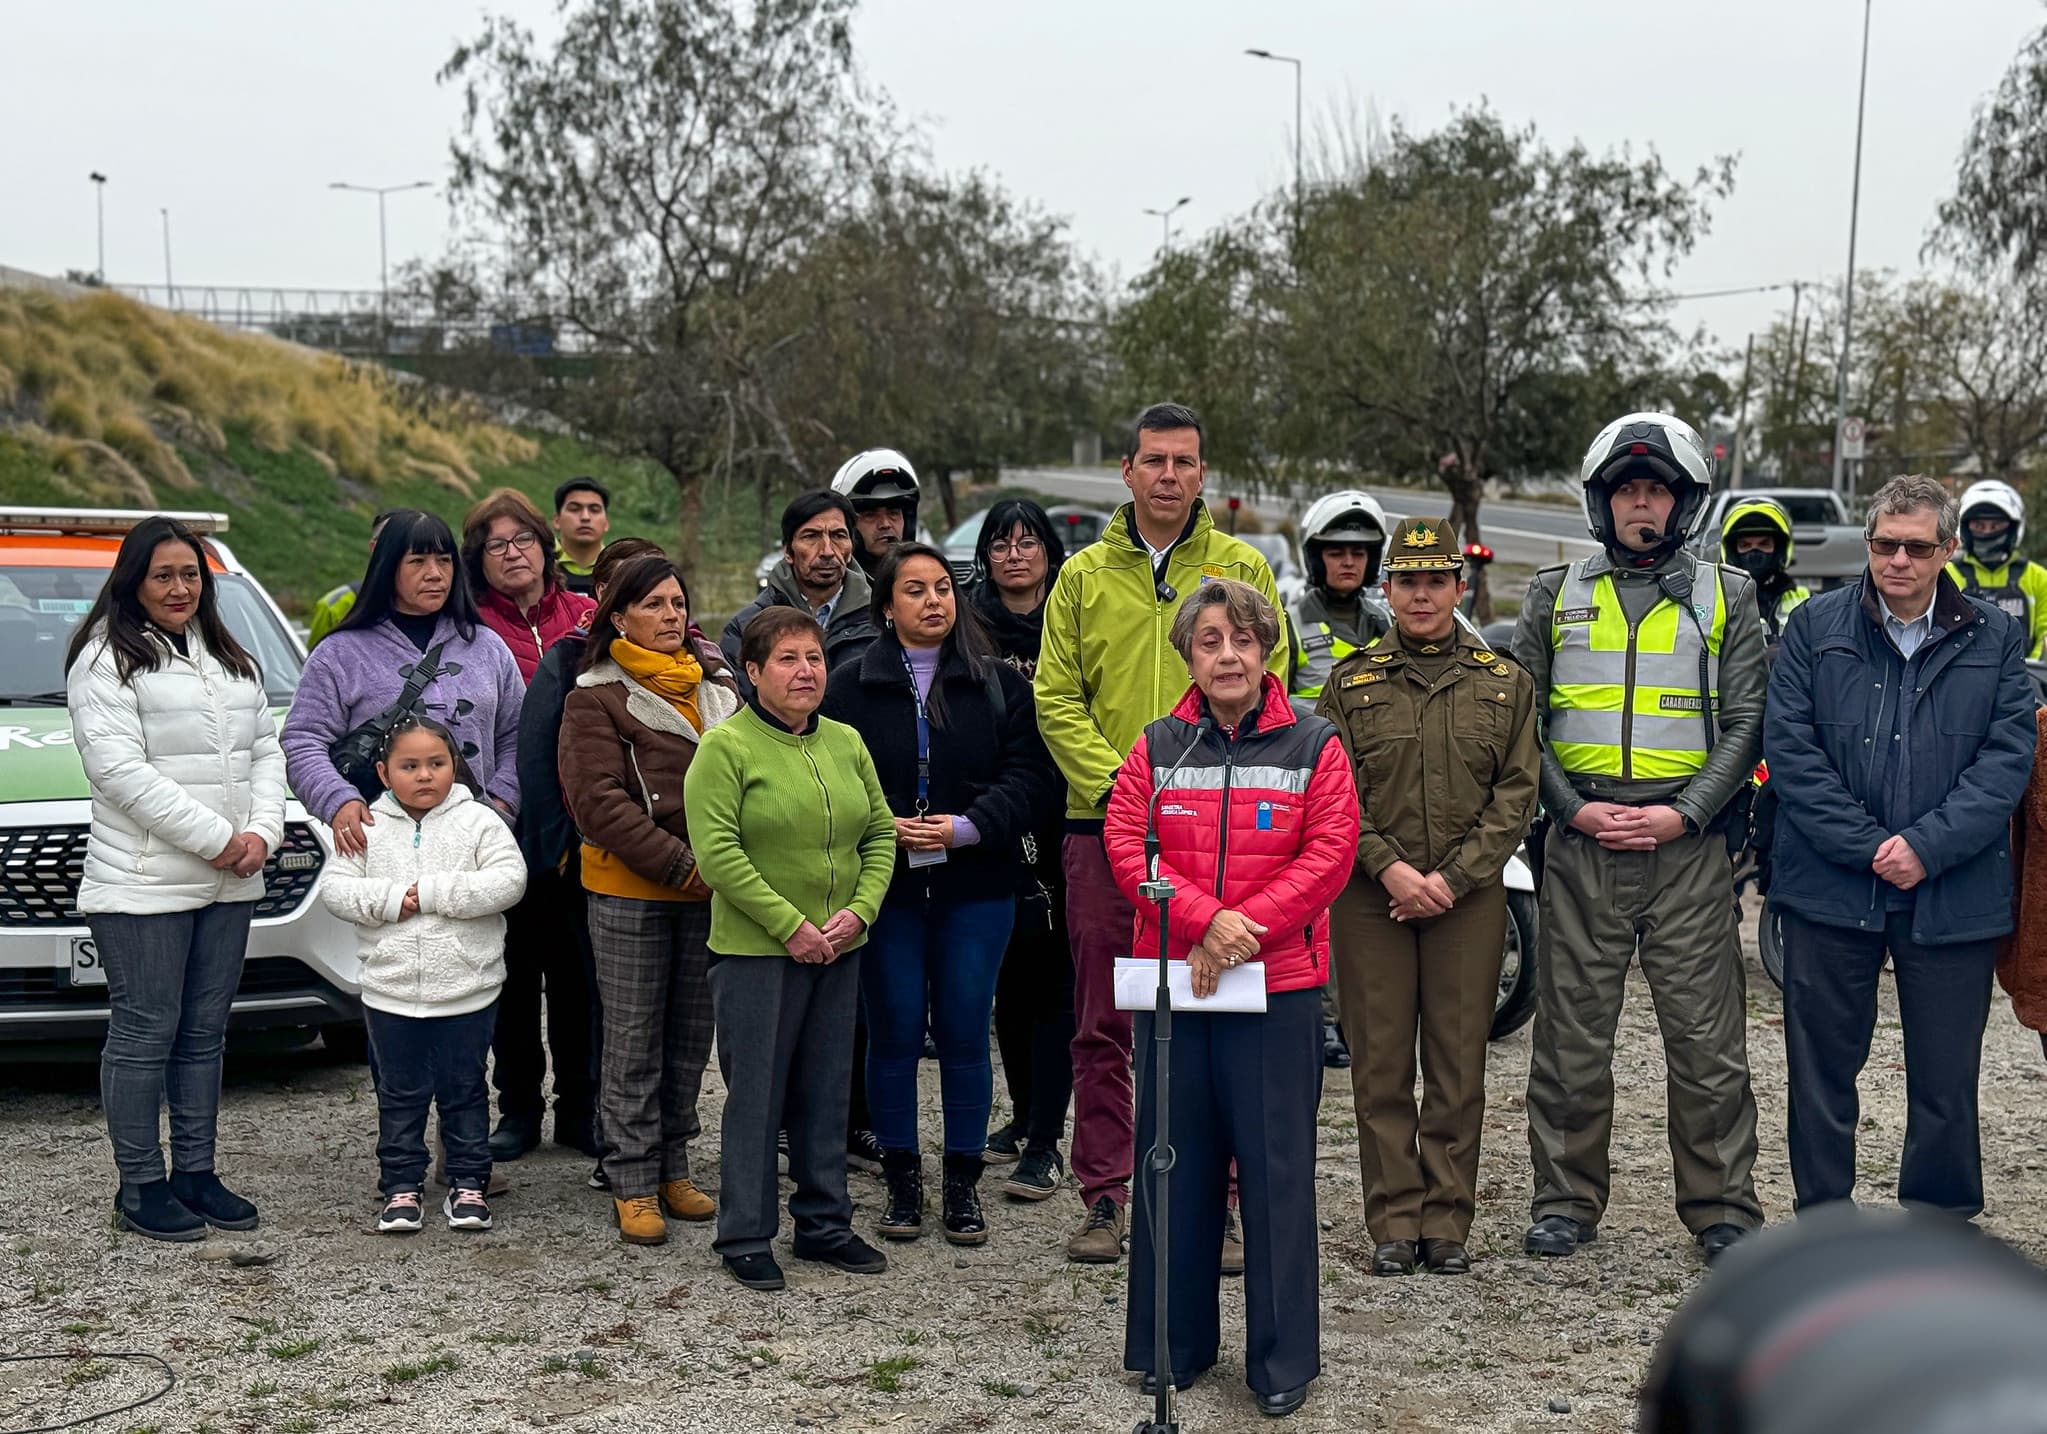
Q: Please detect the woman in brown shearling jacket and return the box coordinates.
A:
[1998,707,2047,1054]
[559,556,742,1246]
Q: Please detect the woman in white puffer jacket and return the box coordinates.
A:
[319,715,526,1233]
[65,516,287,1244]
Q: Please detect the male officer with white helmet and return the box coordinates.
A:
[1287,489,1393,1068]
[832,448,921,578]
[1950,478,2047,658]
[1511,412,1766,1266]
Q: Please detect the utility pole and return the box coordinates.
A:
[88,172,108,282]
[1245,49,1305,261]
[328,180,433,348]
[1732,333,1755,488]
[1831,0,1873,496]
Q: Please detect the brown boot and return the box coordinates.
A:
[660,1178,715,1222]
[1065,1194,1127,1263]
[614,1195,667,1246]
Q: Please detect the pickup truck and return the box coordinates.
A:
[1692,487,1865,590]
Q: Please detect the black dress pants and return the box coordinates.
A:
[491,870,598,1123]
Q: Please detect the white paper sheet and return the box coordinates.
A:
[1113,958,1269,1013]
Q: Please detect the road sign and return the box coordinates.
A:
[1713,442,1727,461]
[1841,416,1867,461]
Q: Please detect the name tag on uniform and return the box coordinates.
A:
[1555,606,1599,625]
[1342,670,1384,687]
[1302,632,1334,652]
[1658,694,1707,712]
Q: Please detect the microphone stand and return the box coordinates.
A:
[1136,717,1208,1434]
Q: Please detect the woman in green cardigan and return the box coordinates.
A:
[683,605,898,1292]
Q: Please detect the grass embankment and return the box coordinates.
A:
[0,289,757,619]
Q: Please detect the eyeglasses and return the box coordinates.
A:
[989,538,1043,559]
[484,530,541,557]
[1867,537,1945,560]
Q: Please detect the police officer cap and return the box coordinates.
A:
[1384,516,1464,574]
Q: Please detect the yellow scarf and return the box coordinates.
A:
[610,638,704,732]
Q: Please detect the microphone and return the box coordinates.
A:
[1155,580,1178,603]
[1637,525,1661,545]
[1145,717,1213,884]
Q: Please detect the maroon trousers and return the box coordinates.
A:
[1064,833,1136,1208]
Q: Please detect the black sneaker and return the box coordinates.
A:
[793,1232,889,1274]
[984,1118,1025,1166]
[487,1113,541,1162]
[724,1251,787,1291]
[377,1190,425,1235]
[1003,1144,1064,1202]
[588,1162,610,1192]
[169,1169,259,1231]
[444,1185,493,1231]
[113,1181,206,1244]
[846,1129,884,1175]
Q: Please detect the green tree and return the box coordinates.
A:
[1936,17,2047,275]
[440,0,883,563]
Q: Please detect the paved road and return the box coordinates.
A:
[1001,467,1598,569]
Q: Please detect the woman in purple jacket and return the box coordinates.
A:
[283,511,524,858]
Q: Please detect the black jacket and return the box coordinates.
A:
[969,580,1064,909]
[820,631,1062,905]
[719,560,878,701]
[1765,570,2036,944]
[516,633,586,875]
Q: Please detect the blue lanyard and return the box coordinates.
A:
[902,651,931,815]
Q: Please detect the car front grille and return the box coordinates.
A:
[0,822,326,928]
[0,956,327,1005]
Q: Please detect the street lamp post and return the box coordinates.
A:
[160,208,173,299]
[1245,48,1304,260]
[88,172,107,283]
[328,180,433,346]
[1142,196,1192,255]
[1830,0,1873,496]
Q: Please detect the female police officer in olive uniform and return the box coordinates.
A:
[1318,516,1539,1276]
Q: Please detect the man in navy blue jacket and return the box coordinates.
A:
[1766,473,2036,1219]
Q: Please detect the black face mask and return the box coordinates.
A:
[1730,548,1782,583]
[1968,527,2016,568]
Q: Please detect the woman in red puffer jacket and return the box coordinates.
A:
[1102,578,1356,1421]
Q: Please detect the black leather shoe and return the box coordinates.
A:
[1139,1370,1199,1395]
[1524,1215,1596,1257]
[1322,1024,1350,1069]
[1257,1385,1309,1418]
[793,1233,889,1274]
[169,1170,259,1231]
[1420,1238,1471,1274]
[1697,1222,1748,1264]
[487,1113,542,1162]
[113,1181,206,1243]
[1372,1239,1419,1276]
[723,1252,786,1291]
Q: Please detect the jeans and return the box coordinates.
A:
[365,1002,498,1195]
[862,896,1015,1154]
[91,902,253,1188]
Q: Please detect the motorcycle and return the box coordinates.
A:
[1459,576,1540,1042]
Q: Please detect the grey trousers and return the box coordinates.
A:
[709,950,861,1258]
[89,902,253,1187]
[588,895,714,1199]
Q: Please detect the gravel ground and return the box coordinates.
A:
[5,897,2047,1434]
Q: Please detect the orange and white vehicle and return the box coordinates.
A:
[0,507,362,1047]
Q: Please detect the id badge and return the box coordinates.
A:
[907,847,949,868]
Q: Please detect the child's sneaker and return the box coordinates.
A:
[377,1190,425,1235]
[444,1184,493,1231]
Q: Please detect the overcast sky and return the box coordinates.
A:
[5,0,2041,353]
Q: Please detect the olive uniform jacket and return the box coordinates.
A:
[1316,625,1541,897]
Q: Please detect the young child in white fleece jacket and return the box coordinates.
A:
[320,716,525,1235]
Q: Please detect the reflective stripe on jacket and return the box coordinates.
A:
[1547,559,1726,781]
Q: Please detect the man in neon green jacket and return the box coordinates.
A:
[1033,401,1284,1266]
[307,508,401,648]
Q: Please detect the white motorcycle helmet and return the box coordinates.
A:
[1958,479,2026,568]
[831,449,920,515]
[1577,412,1714,563]
[1299,490,1390,590]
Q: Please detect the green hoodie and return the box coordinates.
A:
[682,705,897,955]
[1034,500,1286,820]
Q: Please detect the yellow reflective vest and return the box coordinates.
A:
[1547,560,1726,782]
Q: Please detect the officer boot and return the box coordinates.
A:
[877,1150,923,1241]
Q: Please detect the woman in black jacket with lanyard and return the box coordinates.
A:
[969,501,1078,1202]
[822,540,1060,1245]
